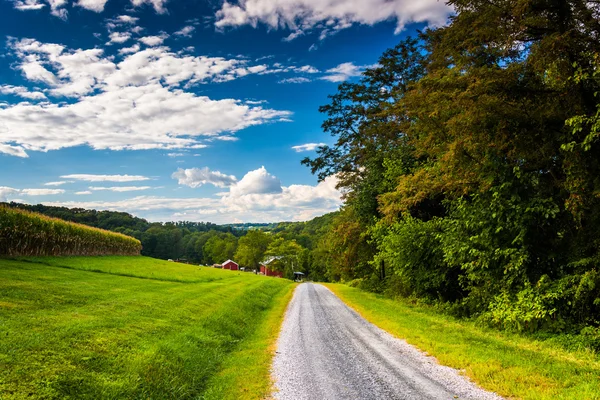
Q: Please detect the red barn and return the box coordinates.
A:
[259,263,283,278]
[222,260,239,270]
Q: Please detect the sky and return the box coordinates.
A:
[0,0,452,223]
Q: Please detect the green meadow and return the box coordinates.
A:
[0,256,294,400]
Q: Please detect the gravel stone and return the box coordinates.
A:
[272,283,504,400]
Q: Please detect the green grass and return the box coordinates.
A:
[0,256,295,399]
[325,283,600,400]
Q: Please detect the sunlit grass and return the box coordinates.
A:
[325,283,600,400]
[0,257,294,399]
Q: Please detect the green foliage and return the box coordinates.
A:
[371,217,461,301]
[234,230,272,268]
[203,233,238,264]
[0,206,141,256]
[264,237,303,278]
[301,0,600,334]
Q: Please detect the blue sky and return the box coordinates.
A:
[0,0,452,223]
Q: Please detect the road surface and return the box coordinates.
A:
[272,283,503,400]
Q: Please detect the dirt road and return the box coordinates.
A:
[272,283,503,400]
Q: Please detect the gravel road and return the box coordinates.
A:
[272,283,503,400]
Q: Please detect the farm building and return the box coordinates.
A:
[259,257,283,278]
[222,260,239,270]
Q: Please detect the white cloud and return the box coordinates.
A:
[21,188,65,195]
[215,0,452,37]
[321,62,372,82]
[297,65,319,73]
[0,144,29,158]
[44,181,72,186]
[0,85,47,100]
[75,0,109,12]
[229,166,282,196]
[13,0,45,10]
[12,0,68,17]
[60,174,151,182]
[167,152,185,157]
[174,26,195,38]
[107,32,132,45]
[106,15,140,31]
[172,167,237,188]
[139,34,169,47]
[0,187,20,201]
[37,172,342,223]
[118,43,141,55]
[89,186,153,192]
[291,142,326,152]
[279,77,311,84]
[75,191,92,195]
[0,39,293,157]
[130,0,168,14]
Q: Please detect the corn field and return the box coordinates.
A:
[0,206,141,256]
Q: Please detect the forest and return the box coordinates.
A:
[300,0,600,336]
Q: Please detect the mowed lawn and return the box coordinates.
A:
[0,256,295,400]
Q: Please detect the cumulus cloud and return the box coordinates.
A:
[106,15,140,31]
[172,167,238,188]
[61,174,151,182]
[0,187,20,201]
[0,85,46,100]
[291,142,326,152]
[138,34,169,46]
[174,26,195,38]
[75,0,109,12]
[321,62,373,82]
[0,144,29,158]
[229,166,282,196]
[215,0,452,38]
[107,32,132,45]
[38,171,342,223]
[89,186,153,192]
[13,0,46,10]
[0,38,293,157]
[130,0,168,14]
[118,43,140,55]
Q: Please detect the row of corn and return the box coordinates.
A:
[0,206,141,256]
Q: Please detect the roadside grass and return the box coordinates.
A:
[0,257,294,399]
[325,283,600,400]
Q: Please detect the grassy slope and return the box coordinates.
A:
[0,256,294,400]
[325,283,600,400]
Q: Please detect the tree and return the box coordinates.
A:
[234,230,272,268]
[264,238,303,278]
[202,233,238,264]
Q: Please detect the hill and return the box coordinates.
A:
[0,256,294,399]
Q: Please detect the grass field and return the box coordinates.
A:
[0,256,294,399]
[325,283,600,400]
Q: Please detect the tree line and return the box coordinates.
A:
[300,0,600,335]
[1,202,335,279]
